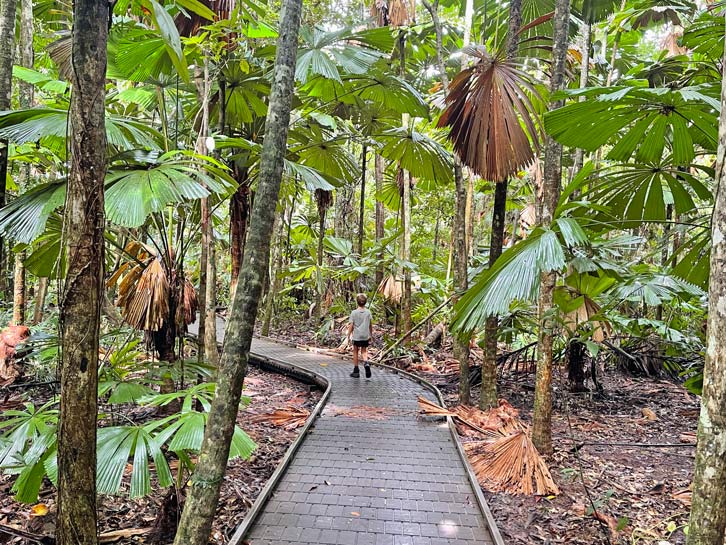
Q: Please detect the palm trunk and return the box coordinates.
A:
[204,234,218,365]
[374,154,385,287]
[423,0,472,402]
[358,144,367,256]
[12,254,25,324]
[56,0,108,542]
[401,170,412,337]
[571,22,591,181]
[315,202,327,321]
[532,0,570,456]
[229,166,250,298]
[10,0,32,326]
[479,0,523,409]
[261,214,284,336]
[480,179,507,408]
[0,0,16,303]
[686,18,726,543]
[173,0,302,538]
[196,60,210,363]
[32,276,48,325]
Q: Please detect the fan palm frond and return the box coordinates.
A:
[437,46,542,182]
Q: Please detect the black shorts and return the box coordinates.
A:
[352,339,370,348]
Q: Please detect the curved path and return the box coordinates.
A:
[235,337,500,545]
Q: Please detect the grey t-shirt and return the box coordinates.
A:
[349,307,372,341]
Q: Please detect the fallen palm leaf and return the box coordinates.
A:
[464,432,560,496]
[99,528,151,543]
[252,407,311,430]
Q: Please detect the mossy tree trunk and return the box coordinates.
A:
[56,0,108,543]
[172,0,302,540]
[686,18,726,544]
[532,0,570,455]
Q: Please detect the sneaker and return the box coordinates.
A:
[364,363,371,378]
[350,368,360,378]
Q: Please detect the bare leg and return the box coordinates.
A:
[353,345,359,368]
[361,346,368,364]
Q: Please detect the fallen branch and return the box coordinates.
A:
[0,524,54,544]
[376,296,453,362]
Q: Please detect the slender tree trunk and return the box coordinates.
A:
[480,0,522,409]
[261,214,284,336]
[10,0,32,326]
[453,163,471,403]
[374,154,385,287]
[315,199,328,321]
[12,254,25,324]
[0,0,17,304]
[173,0,302,538]
[423,0,472,402]
[401,170,412,337]
[686,19,726,543]
[196,60,210,363]
[571,22,591,181]
[480,180,507,408]
[56,0,108,542]
[358,144,367,256]
[32,277,48,325]
[204,233,218,365]
[230,167,250,298]
[532,0,570,456]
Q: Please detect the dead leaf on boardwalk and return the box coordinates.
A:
[331,405,390,420]
[252,407,311,430]
[99,528,151,543]
[679,432,696,444]
[351,512,360,517]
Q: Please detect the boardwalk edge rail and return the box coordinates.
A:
[229,336,506,545]
[227,352,332,545]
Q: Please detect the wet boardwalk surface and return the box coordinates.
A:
[241,337,496,545]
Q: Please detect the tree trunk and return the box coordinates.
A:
[315,201,327,321]
[10,0,32,327]
[261,214,284,336]
[453,162,471,403]
[480,180,507,408]
[32,276,48,325]
[0,0,16,303]
[11,254,25,325]
[479,0,522,409]
[374,154,385,287]
[686,18,726,543]
[204,233,218,365]
[532,0,570,456]
[571,22,591,181]
[56,0,108,543]
[229,166,250,298]
[401,169,412,338]
[173,0,302,539]
[358,144,367,256]
[196,62,210,364]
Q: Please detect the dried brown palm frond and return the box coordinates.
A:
[378,274,402,304]
[464,431,560,496]
[314,188,333,213]
[564,295,612,342]
[119,258,170,332]
[417,396,456,418]
[253,407,311,430]
[370,0,410,27]
[437,45,543,182]
[178,280,199,327]
[175,0,235,37]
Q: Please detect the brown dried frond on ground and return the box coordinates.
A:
[418,396,559,496]
[252,407,311,430]
[465,431,560,496]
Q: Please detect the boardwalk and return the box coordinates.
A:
[237,337,498,545]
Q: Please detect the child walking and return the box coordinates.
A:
[348,293,373,378]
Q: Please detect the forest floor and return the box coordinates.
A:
[265,319,699,545]
[0,364,321,545]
